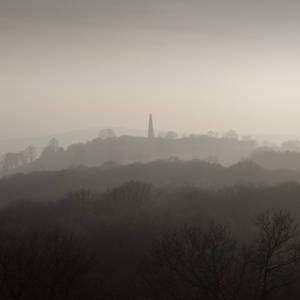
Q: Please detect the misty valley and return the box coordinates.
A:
[1,124,300,299]
[2,0,300,298]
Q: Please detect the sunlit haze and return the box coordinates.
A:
[2,0,300,139]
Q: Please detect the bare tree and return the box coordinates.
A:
[140,211,300,300]
[59,188,95,214]
[41,138,60,157]
[140,223,251,300]
[223,130,239,140]
[98,128,116,139]
[22,145,37,164]
[253,210,300,300]
[101,181,152,218]
[0,228,93,300]
[0,146,37,174]
[1,152,21,172]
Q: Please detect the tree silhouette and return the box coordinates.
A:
[140,211,300,300]
[253,211,300,300]
[140,223,252,300]
[0,228,93,300]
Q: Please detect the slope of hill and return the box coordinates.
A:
[1,135,257,178]
[0,159,299,205]
[0,127,146,156]
[250,148,300,170]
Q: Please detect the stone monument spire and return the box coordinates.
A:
[148,114,155,139]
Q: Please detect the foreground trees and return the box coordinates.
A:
[140,211,300,300]
[254,211,300,300]
[0,228,92,300]
[0,180,299,299]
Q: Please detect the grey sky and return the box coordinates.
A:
[1,0,300,139]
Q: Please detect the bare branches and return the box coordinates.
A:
[140,223,251,300]
[0,228,92,300]
[253,210,300,300]
[140,210,300,300]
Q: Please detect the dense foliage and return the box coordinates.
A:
[251,148,300,170]
[1,180,300,299]
[0,159,300,205]
[0,135,256,177]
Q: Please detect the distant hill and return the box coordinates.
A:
[0,159,299,205]
[250,148,300,170]
[252,133,300,145]
[0,127,147,156]
[0,134,257,177]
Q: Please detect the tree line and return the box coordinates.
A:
[0,182,300,298]
[0,130,257,177]
[0,159,300,205]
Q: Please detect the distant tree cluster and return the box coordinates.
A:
[0,145,36,172]
[0,130,257,177]
[281,140,300,152]
[98,128,116,139]
[250,148,300,170]
[1,158,300,203]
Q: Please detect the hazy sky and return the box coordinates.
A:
[1,0,300,139]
